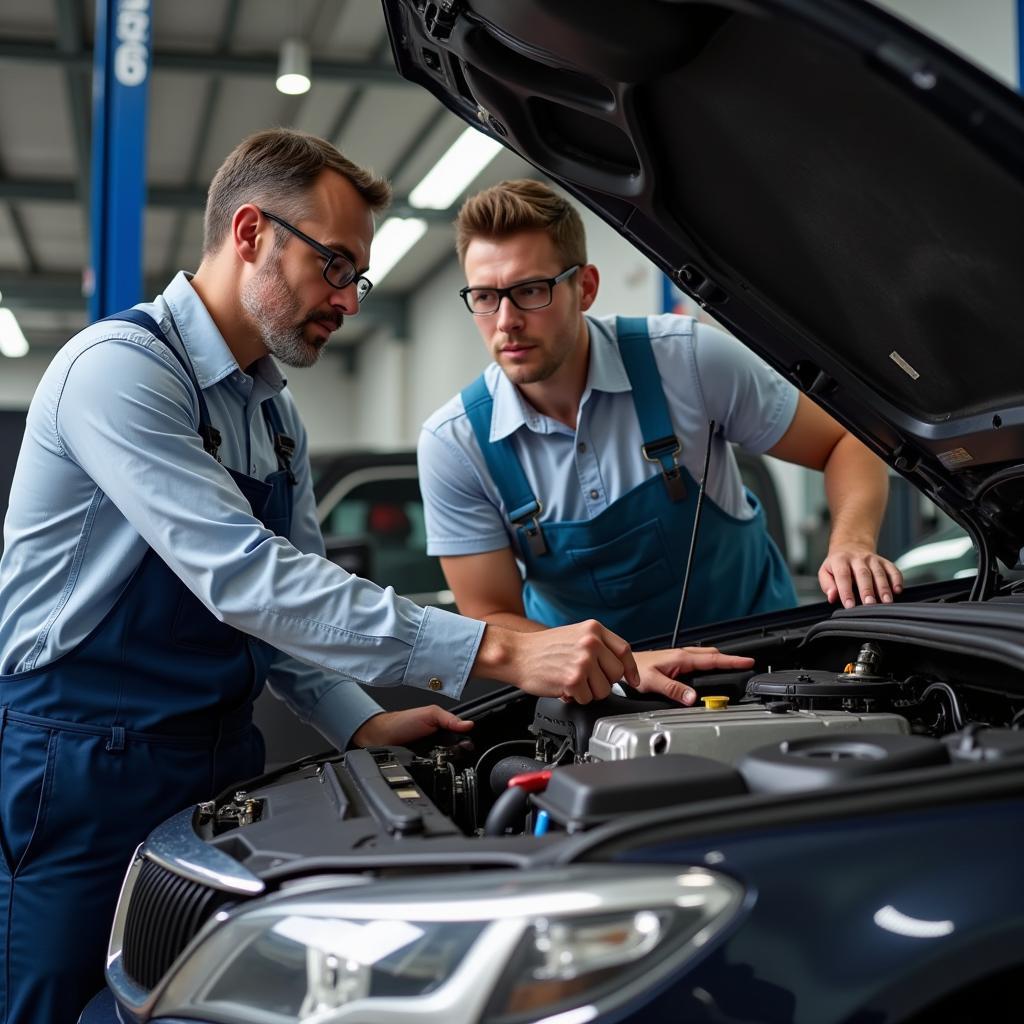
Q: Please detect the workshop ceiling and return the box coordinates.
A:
[0,0,535,352]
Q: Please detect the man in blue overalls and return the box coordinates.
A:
[419,180,904,703]
[0,135,642,1024]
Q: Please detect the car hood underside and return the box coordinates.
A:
[383,0,1024,568]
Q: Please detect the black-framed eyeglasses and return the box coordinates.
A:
[259,209,373,302]
[459,264,580,315]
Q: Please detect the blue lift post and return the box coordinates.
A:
[1018,0,1023,92]
[87,0,152,322]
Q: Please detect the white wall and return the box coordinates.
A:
[345,330,410,449]
[403,257,488,442]
[283,357,359,454]
[874,0,1018,88]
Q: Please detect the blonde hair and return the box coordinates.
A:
[455,179,586,267]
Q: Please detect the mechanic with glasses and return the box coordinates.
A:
[0,133,641,1024]
[419,179,904,703]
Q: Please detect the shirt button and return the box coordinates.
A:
[428,677,443,691]
[589,489,599,500]
[577,442,587,453]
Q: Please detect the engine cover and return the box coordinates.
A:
[588,703,909,763]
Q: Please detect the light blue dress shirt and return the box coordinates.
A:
[0,273,484,749]
[418,314,799,558]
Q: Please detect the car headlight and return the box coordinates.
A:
[151,865,744,1024]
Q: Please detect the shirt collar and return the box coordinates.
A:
[584,315,632,396]
[487,316,631,442]
[489,366,543,441]
[161,271,287,393]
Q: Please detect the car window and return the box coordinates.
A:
[893,500,977,586]
[320,476,449,600]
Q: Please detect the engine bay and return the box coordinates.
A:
[111,600,1024,994]
[195,606,1024,876]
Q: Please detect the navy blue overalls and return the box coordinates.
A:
[461,317,796,643]
[0,311,293,1024]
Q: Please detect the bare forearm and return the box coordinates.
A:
[477,610,547,633]
[824,434,889,549]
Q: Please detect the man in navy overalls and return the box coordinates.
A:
[419,180,904,704]
[0,136,642,1024]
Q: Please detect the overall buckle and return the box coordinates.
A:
[199,424,223,463]
[513,502,547,557]
[274,433,297,484]
[642,436,686,502]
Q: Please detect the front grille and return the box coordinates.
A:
[122,857,236,989]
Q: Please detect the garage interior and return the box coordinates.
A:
[0,0,1019,739]
[1,3,1023,1023]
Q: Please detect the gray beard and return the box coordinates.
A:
[241,256,331,368]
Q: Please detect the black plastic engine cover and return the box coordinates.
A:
[532,754,747,832]
[739,733,950,794]
[945,726,1024,762]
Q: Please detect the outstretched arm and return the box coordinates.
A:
[441,549,752,704]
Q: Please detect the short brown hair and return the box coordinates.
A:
[203,128,392,255]
[455,179,586,267]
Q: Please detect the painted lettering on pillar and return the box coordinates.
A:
[114,0,150,87]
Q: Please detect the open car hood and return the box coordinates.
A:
[381,0,1024,573]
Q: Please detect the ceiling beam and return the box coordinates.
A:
[383,106,451,180]
[0,149,38,272]
[5,207,38,274]
[0,39,409,85]
[326,32,393,146]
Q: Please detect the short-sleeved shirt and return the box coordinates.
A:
[418,313,799,559]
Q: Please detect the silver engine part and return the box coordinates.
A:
[588,704,909,763]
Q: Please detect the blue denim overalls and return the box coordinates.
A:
[461,317,796,642]
[0,311,293,1023]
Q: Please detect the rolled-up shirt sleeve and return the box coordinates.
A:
[56,335,483,702]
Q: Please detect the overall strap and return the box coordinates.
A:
[460,374,547,556]
[261,396,297,484]
[100,309,223,461]
[615,316,686,502]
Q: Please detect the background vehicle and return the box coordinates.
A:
[311,450,453,610]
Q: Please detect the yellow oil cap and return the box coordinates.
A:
[701,695,729,710]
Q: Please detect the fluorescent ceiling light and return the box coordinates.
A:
[0,307,29,357]
[369,216,428,287]
[408,127,504,210]
[276,38,311,95]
